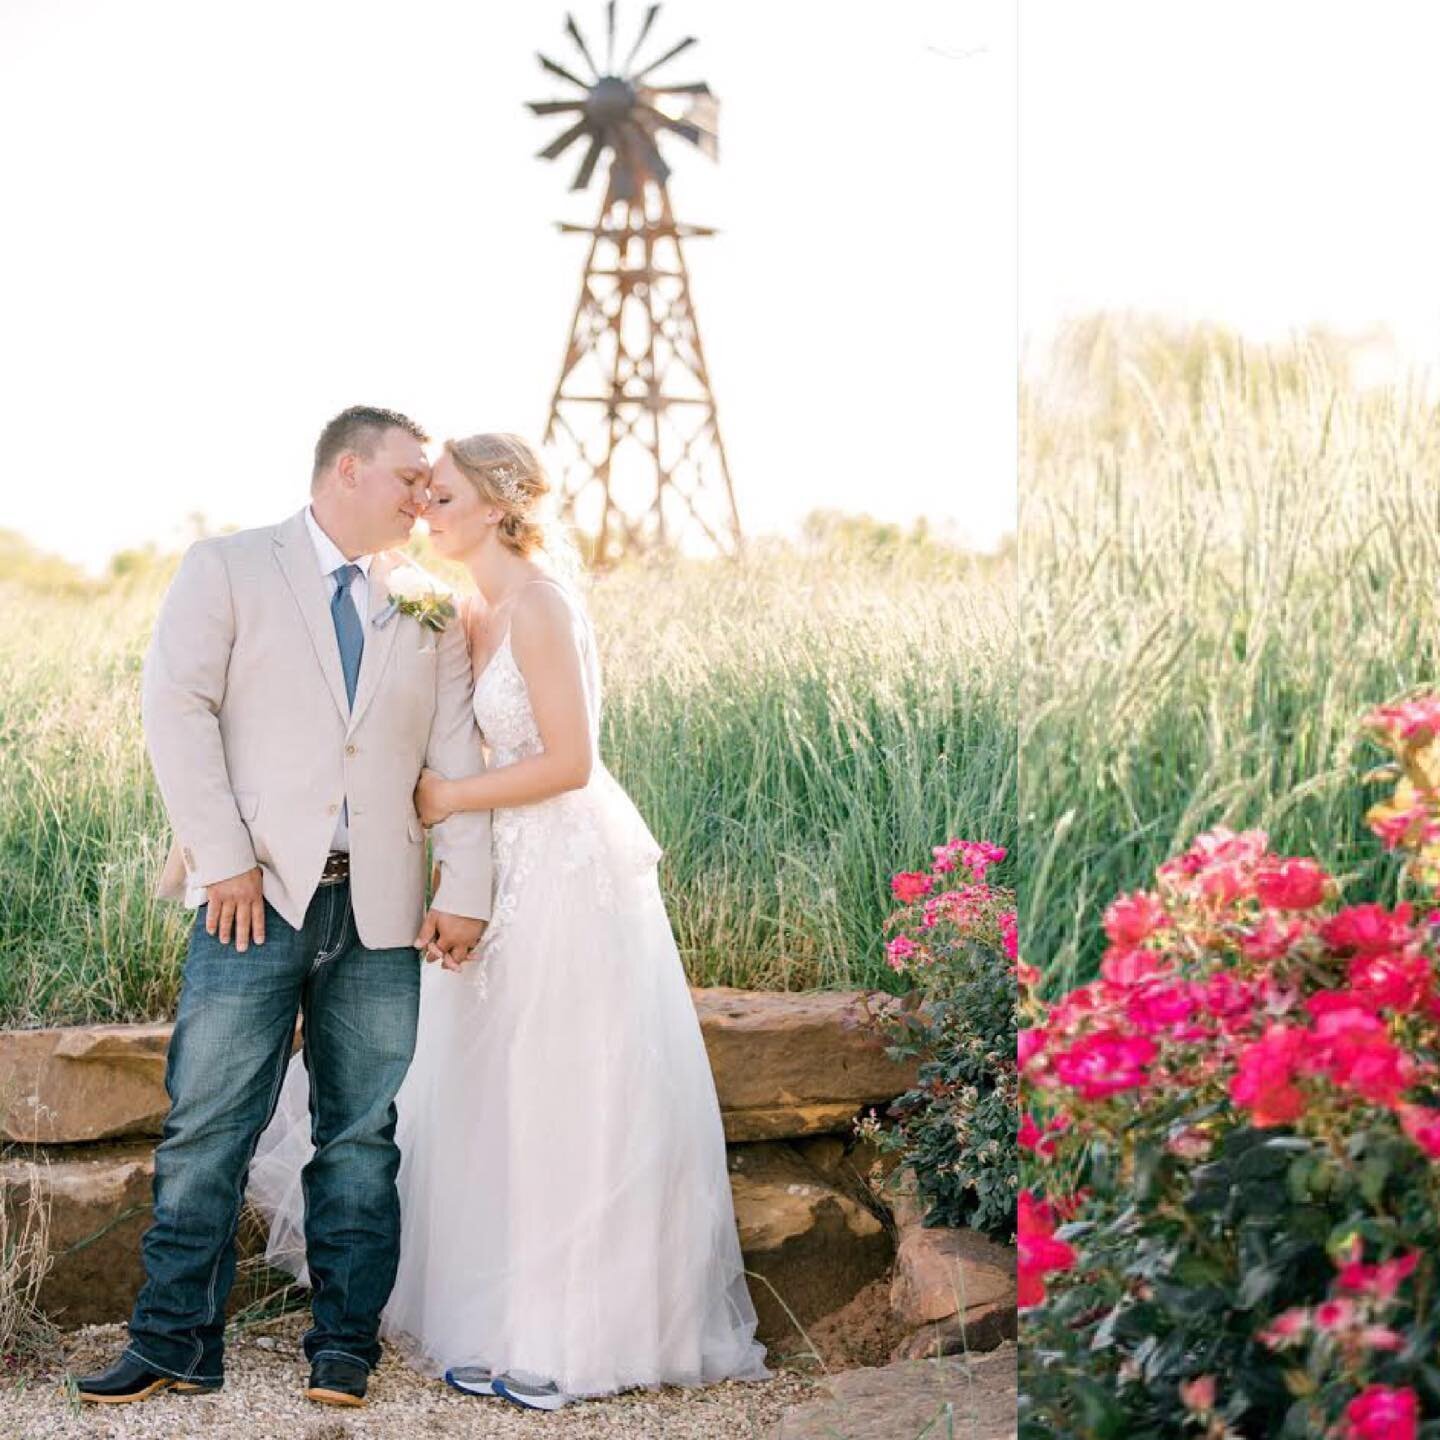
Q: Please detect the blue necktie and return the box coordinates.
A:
[330,564,364,709]
[330,564,363,832]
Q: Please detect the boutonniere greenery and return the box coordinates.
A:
[375,564,457,633]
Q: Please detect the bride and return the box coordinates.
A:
[246,433,770,1411]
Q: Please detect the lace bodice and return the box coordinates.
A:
[467,582,661,981]
[470,582,601,768]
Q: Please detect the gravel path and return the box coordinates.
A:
[0,1315,819,1440]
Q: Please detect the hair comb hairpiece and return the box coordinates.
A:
[490,463,526,506]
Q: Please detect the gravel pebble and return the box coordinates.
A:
[0,1316,821,1440]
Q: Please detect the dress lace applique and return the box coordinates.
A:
[469,596,663,993]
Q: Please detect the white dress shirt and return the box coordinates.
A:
[305,506,374,852]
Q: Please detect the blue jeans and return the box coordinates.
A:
[126,879,420,1383]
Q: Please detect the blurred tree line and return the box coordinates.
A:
[1,510,1013,597]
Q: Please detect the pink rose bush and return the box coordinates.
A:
[1020,697,1440,1438]
[861,837,1018,1240]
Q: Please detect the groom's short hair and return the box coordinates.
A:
[312,406,430,487]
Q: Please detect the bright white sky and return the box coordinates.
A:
[1022,0,1440,377]
[0,0,1016,573]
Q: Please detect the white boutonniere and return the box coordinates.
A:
[374,564,457,636]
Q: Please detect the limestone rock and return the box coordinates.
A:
[1,991,913,1146]
[729,1141,893,1349]
[891,1223,1016,1328]
[890,1302,1018,1360]
[693,988,919,1143]
[0,1024,172,1144]
[774,1343,1018,1440]
[0,1143,276,1326]
[1,1141,156,1325]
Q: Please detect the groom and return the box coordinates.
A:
[77,406,492,1408]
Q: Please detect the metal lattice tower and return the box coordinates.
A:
[528,3,741,565]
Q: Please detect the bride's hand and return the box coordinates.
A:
[415,768,455,827]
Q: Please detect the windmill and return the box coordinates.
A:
[529,3,741,564]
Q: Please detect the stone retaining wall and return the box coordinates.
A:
[0,987,921,1338]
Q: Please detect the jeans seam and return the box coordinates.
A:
[311,1348,372,1369]
[198,1005,296,1343]
[121,1345,222,1385]
[309,884,349,973]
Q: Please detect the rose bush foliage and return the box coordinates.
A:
[1020,696,1440,1440]
[862,839,1019,1243]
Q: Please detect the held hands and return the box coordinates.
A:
[205,866,265,952]
[414,909,486,972]
[415,768,456,827]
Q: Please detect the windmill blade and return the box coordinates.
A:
[564,14,600,78]
[641,81,712,95]
[540,117,590,161]
[527,99,587,115]
[605,0,617,70]
[632,35,697,82]
[622,3,662,72]
[641,105,700,144]
[641,105,716,161]
[537,52,589,89]
[571,134,605,191]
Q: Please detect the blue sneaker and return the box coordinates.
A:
[494,1372,575,1411]
[444,1365,500,1397]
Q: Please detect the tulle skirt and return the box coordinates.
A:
[246,785,771,1398]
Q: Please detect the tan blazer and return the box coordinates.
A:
[144,507,492,946]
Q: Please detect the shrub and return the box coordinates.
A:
[1020,694,1440,1440]
[862,839,1019,1243]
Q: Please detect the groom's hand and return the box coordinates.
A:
[205,866,265,952]
[414,909,486,972]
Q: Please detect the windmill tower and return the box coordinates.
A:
[529,3,741,565]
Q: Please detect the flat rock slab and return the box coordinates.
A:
[774,1344,1017,1440]
[0,1023,173,1143]
[1,1143,274,1326]
[0,988,918,1146]
[696,987,919,1142]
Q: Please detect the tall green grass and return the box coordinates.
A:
[0,534,1014,1026]
[1022,316,1440,994]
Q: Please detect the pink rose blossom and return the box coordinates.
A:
[891,871,933,905]
[1343,1385,1418,1440]
[1103,891,1169,947]
[1255,858,1329,911]
[1052,1032,1158,1101]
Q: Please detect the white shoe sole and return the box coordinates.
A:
[444,1368,499,1397]
[494,1379,572,1410]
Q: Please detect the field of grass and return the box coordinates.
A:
[0,527,1014,1027]
[1022,316,1440,993]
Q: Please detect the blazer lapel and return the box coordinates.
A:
[272,509,350,725]
[347,550,401,735]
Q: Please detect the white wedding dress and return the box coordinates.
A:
[246,579,770,1397]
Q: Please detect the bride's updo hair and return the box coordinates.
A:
[443,432,580,574]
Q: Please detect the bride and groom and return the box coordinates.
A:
[75,406,769,1412]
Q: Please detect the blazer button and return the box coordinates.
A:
[345,744,357,756]
[326,803,338,815]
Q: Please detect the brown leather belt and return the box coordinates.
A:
[317,851,351,886]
